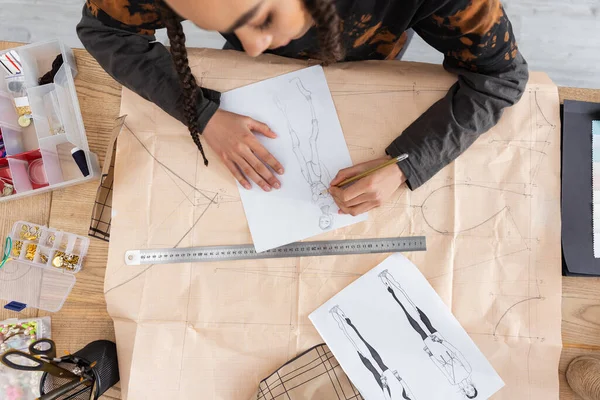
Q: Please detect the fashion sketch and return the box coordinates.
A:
[330,305,416,400]
[378,270,478,399]
[275,78,335,230]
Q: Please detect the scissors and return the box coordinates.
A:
[1,338,79,380]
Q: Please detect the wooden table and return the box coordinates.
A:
[0,41,121,399]
[0,41,598,400]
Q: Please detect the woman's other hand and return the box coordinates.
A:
[203,109,284,192]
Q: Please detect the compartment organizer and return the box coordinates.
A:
[0,221,89,312]
[0,40,100,202]
[9,221,89,273]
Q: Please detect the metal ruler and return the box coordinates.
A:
[125,236,426,266]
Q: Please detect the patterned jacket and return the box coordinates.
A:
[77,0,528,189]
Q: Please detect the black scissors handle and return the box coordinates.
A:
[1,350,44,371]
[29,338,57,360]
[1,350,78,379]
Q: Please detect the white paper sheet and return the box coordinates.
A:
[309,254,505,400]
[219,66,367,252]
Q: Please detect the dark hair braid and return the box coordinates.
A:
[161,5,209,166]
[302,0,345,63]
[159,1,342,164]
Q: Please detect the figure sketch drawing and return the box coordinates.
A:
[330,305,416,400]
[275,78,335,230]
[378,270,478,399]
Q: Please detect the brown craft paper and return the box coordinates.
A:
[106,49,561,399]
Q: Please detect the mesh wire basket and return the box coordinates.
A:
[40,340,119,400]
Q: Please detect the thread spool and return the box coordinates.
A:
[27,158,48,186]
[71,147,90,177]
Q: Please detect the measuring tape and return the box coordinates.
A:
[125,236,426,266]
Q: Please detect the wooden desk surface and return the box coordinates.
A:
[0,42,598,400]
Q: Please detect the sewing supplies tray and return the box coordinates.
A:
[0,40,100,202]
[0,221,89,312]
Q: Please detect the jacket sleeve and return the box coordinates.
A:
[76,5,220,132]
[386,0,529,189]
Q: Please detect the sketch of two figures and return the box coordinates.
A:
[330,269,477,400]
[309,255,504,400]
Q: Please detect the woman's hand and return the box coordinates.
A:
[203,109,284,192]
[329,156,406,216]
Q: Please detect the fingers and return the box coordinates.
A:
[243,148,281,189]
[337,201,376,217]
[224,159,251,190]
[331,187,374,214]
[247,118,277,139]
[227,152,281,192]
[330,177,373,204]
[234,155,273,192]
[330,165,364,187]
[251,143,284,175]
[336,193,373,208]
[245,120,284,177]
[331,177,380,216]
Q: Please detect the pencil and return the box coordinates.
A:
[322,154,409,195]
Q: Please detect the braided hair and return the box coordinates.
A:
[161,4,209,165]
[160,1,344,164]
[303,0,345,63]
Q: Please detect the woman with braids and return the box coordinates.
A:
[77,0,528,215]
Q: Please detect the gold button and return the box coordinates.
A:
[52,255,64,268]
[18,115,31,127]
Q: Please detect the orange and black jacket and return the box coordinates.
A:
[77,0,528,190]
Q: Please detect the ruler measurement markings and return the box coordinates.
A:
[126,237,426,266]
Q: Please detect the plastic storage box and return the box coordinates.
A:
[0,221,89,312]
[0,40,100,202]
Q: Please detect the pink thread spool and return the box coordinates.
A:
[27,158,48,186]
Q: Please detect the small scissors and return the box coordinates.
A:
[1,338,78,380]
